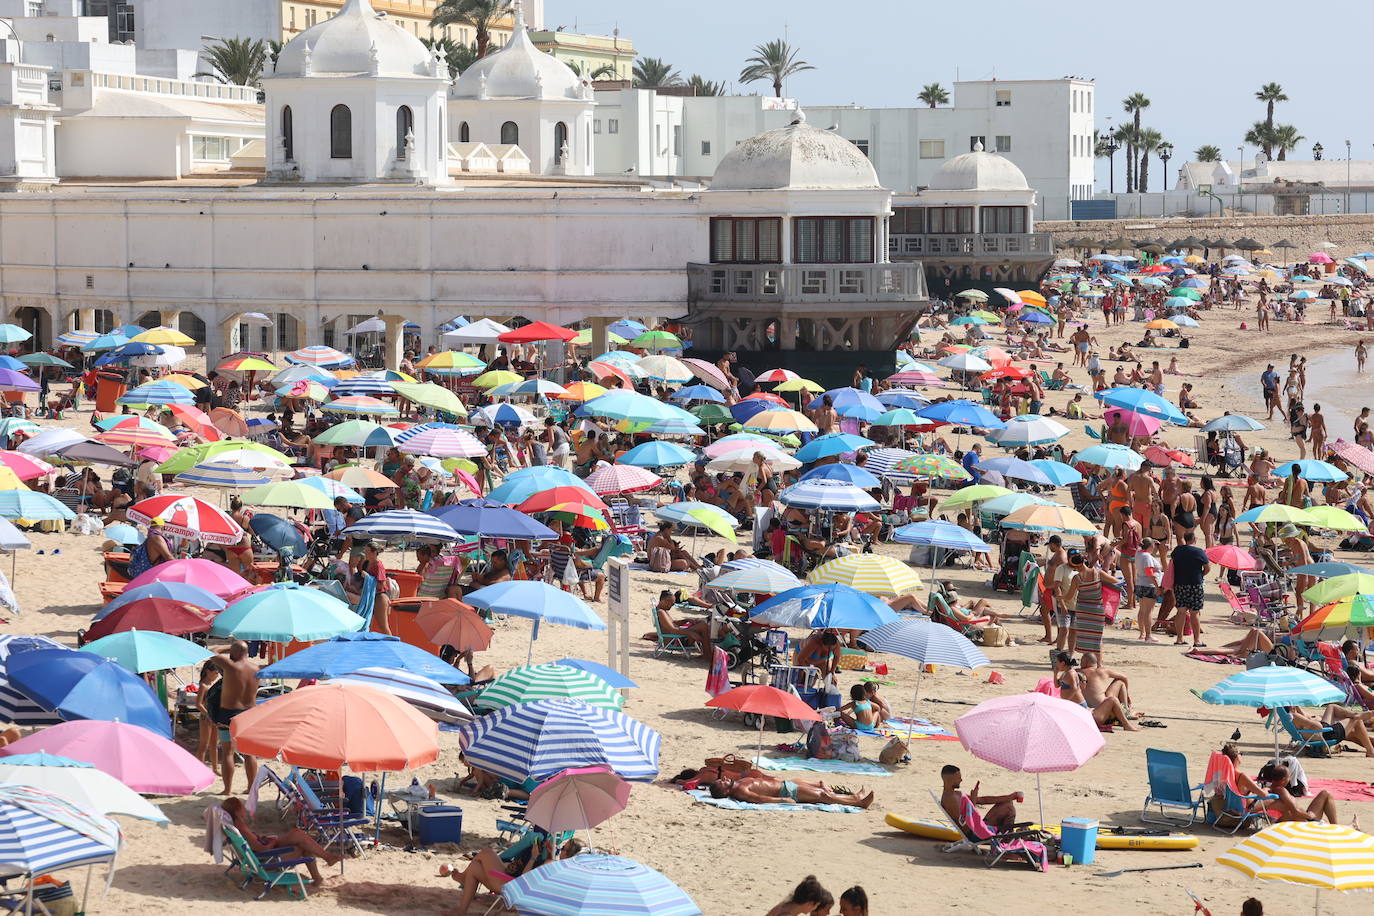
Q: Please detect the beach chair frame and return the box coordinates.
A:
[222,824,314,901]
[923,791,1049,870]
[1139,748,1206,827]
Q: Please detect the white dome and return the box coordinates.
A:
[710,115,880,191]
[451,13,584,100]
[928,146,1030,191]
[274,0,437,79]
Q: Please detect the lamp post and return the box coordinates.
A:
[1312,142,1323,160]
[1347,139,1352,214]
[1158,142,1173,187]
[1105,135,1119,193]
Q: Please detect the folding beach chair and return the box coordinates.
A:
[1206,784,1277,835]
[652,608,697,659]
[222,824,314,901]
[1139,748,1206,827]
[1272,707,1344,756]
[924,791,1049,871]
[290,770,369,857]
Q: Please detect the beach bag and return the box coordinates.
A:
[831,730,862,763]
[879,736,909,766]
[648,546,672,573]
[980,625,1007,647]
[702,755,750,780]
[804,721,832,759]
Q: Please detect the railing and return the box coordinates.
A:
[888,232,1054,258]
[72,70,258,102]
[687,262,927,303]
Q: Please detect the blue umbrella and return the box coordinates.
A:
[80,630,212,674]
[332,376,396,397]
[502,854,700,916]
[876,389,930,410]
[81,332,130,353]
[467,581,605,631]
[101,523,143,547]
[0,636,67,726]
[669,385,725,403]
[5,648,172,737]
[617,441,697,468]
[1288,561,1374,579]
[749,583,898,630]
[1273,459,1348,483]
[776,480,880,512]
[979,492,1058,516]
[1201,414,1265,433]
[807,388,885,418]
[799,463,880,488]
[298,475,363,505]
[1172,315,1200,327]
[608,319,648,339]
[117,380,195,406]
[917,399,1007,429]
[430,498,557,540]
[1075,443,1145,470]
[92,342,164,367]
[249,514,309,556]
[0,491,75,522]
[728,399,780,424]
[487,466,589,503]
[1027,459,1084,485]
[1200,666,1344,707]
[892,520,991,552]
[211,583,365,642]
[96,581,227,621]
[392,421,462,444]
[552,658,637,689]
[1179,277,1207,288]
[795,432,874,463]
[257,632,470,685]
[458,698,660,782]
[859,617,988,720]
[1163,296,1195,310]
[0,356,24,372]
[639,419,707,437]
[344,509,461,542]
[1094,387,1186,424]
[979,456,1056,485]
[1020,311,1054,324]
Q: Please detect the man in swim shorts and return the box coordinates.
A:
[709,776,874,808]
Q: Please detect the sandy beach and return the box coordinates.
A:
[5,300,1374,916]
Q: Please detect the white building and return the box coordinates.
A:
[0,53,57,188]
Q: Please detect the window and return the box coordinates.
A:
[655,125,662,151]
[115,2,134,36]
[673,125,681,156]
[701,140,711,156]
[919,139,945,159]
[926,207,975,234]
[26,1,42,16]
[969,135,985,151]
[995,135,1011,153]
[281,106,294,161]
[980,206,1027,234]
[793,217,875,263]
[500,121,518,145]
[553,121,568,163]
[289,6,296,29]
[1086,92,1092,113]
[709,217,782,264]
[593,119,601,134]
[396,105,414,158]
[330,104,352,159]
[851,139,870,157]
[890,207,926,234]
[459,121,469,142]
[192,136,229,160]
[607,119,619,134]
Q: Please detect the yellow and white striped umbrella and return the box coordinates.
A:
[1217,821,1374,893]
[807,554,923,596]
[743,409,818,434]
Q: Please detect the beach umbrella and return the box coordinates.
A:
[429,499,556,540]
[0,453,52,482]
[793,433,873,463]
[1218,822,1374,913]
[1028,459,1084,485]
[390,381,468,417]
[890,453,971,480]
[1199,666,1347,757]
[955,693,1105,824]
[654,501,738,541]
[706,684,821,759]
[126,494,243,544]
[585,464,660,496]
[487,466,589,503]
[477,664,623,711]
[938,484,1013,511]
[634,355,691,383]
[1075,443,1145,470]
[584,390,695,425]
[807,554,922,596]
[1235,504,1319,526]
[413,598,493,653]
[917,399,1006,429]
[85,597,216,641]
[330,375,396,398]
[0,419,39,440]
[861,617,988,722]
[1293,596,1374,639]
[1202,414,1265,433]
[776,480,880,512]
[123,557,251,597]
[987,415,1070,447]
[1302,573,1374,606]
[1273,459,1347,483]
[318,667,472,723]
[81,332,130,353]
[557,381,607,402]
[0,786,121,900]
[1289,561,1373,579]
[0,491,74,523]
[1095,387,1186,424]
[173,461,269,490]
[322,395,399,419]
[467,581,605,663]
[0,720,212,794]
[116,380,194,406]
[1002,502,1098,536]
[937,352,992,373]
[131,326,194,346]
[705,563,803,595]
[525,766,630,838]
[743,408,816,433]
[876,389,931,410]
[1302,506,1365,533]
[470,403,537,429]
[286,345,352,367]
[212,583,365,642]
[799,463,880,488]
[705,447,800,475]
[15,353,71,371]
[0,755,166,823]
[444,318,511,346]
[79,630,211,675]
[616,441,697,469]
[499,321,577,344]
[892,519,992,590]
[749,583,897,631]
[5,649,171,737]
[257,632,469,685]
[155,440,290,474]
[92,589,220,631]
[0,637,68,727]
[295,476,364,507]
[98,523,141,547]
[232,683,438,772]
[323,466,397,491]
[1206,545,1259,571]
[276,379,331,402]
[518,487,610,514]
[979,456,1059,485]
[459,698,660,782]
[396,428,486,459]
[344,508,460,543]
[55,330,97,347]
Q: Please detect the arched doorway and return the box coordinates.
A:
[554,121,568,163]
[134,310,161,329]
[500,121,519,145]
[178,312,206,345]
[11,306,51,350]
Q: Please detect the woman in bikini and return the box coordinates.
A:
[1052,652,1139,731]
[439,836,582,916]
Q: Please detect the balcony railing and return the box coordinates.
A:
[69,70,259,102]
[888,232,1054,258]
[687,262,926,304]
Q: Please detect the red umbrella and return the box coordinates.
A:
[498,321,577,344]
[414,598,492,652]
[979,366,1031,382]
[126,494,244,545]
[85,597,216,641]
[1206,545,1259,571]
[705,684,821,761]
[587,361,633,388]
[517,486,609,513]
[168,404,223,442]
[740,392,789,406]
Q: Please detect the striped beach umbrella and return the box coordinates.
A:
[1217,822,1374,900]
[276,379,331,402]
[476,663,624,711]
[776,480,881,512]
[502,855,701,916]
[298,475,364,504]
[417,351,486,376]
[0,786,121,875]
[458,698,660,782]
[891,453,971,481]
[116,380,195,406]
[285,345,352,367]
[398,427,486,458]
[96,424,177,449]
[55,329,97,347]
[807,554,923,596]
[0,491,74,522]
[332,375,396,397]
[862,618,988,668]
[472,403,537,428]
[343,509,460,542]
[319,667,472,723]
[1293,595,1374,638]
[1001,503,1098,536]
[705,563,802,594]
[321,395,400,418]
[173,461,270,489]
[1199,665,1346,708]
[749,583,898,631]
[217,356,276,372]
[126,494,243,544]
[585,463,660,495]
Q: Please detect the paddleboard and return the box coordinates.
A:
[884,813,1199,851]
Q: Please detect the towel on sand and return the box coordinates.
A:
[751,756,891,777]
[685,788,864,814]
[874,716,957,741]
[1308,779,1374,802]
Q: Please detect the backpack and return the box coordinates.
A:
[126,541,153,580]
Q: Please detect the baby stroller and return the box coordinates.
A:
[990,550,1021,592]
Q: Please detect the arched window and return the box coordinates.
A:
[330,104,352,159]
[500,121,519,145]
[459,121,470,143]
[395,105,414,158]
[281,105,294,161]
[553,121,568,163]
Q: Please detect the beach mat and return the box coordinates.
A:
[875,716,958,741]
[752,756,891,777]
[685,788,864,814]
[1183,651,1244,665]
[1308,779,1374,802]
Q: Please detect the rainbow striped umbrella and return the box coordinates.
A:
[477,663,624,711]
[891,454,971,480]
[418,351,486,377]
[807,554,923,596]
[1293,595,1374,638]
[285,345,352,367]
[96,424,177,448]
[174,461,270,489]
[217,356,276,372]
[321,395,399,418]
[1218,822,1374,906]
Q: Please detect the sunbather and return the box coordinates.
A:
[220,797,340,887]
[1079,652,1134,715]
[1053,652,1140,731]
[1287,706,1374,757]
[765,875,834,916]
[939,764,1023,835]
[647,589,712,659]
[708,775,874,808]
[1256,762,1345,825]
[438,836,582,916]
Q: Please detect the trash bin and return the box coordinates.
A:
[94,373,126,413]
[1059,817,1098,865]
[417,804,463,846]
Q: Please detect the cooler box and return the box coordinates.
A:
[1060,817,1098,864]
[417,804,463,846]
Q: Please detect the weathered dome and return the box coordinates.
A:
[710,114,881,191]
[273,0,437,79]
[928,145,1030,191]
[451,11,585,100]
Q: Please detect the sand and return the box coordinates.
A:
[8,304,1374,916]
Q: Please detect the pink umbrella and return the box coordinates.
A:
[1104,407,1162,437]
[681,357,730,392]
[1329,438,1374,477]
[398,428,486,459]
[585,464,661,496]
[1308,252,1334,264]
[0,719,215,794]
[0,451,53,481]
[1207,545,1259,571]
[124,557,253,597]
[954,693,1105,824]
[886,370,944,387]
[526,765,630,836]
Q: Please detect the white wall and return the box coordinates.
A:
[56,116,182,177]
[17,37,135,74]
[135,49,198,80]
[593,88,683,176]
[135,0,282,52]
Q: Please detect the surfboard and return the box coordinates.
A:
[883,813,1200,851]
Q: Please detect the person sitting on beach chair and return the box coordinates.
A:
[220,797,341,887]
[939,764,1024,835]
[708,775,874,808]
[437,835,582,916]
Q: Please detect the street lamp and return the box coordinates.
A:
[1158,141,1173,189]
[1313,142,1323,160]
[1347,139,1353,214]
[1105,135,1120,193]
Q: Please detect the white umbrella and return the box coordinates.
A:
[0,756,167,824]
[239,312,274,327]
[445,318,511,345]
[131,345,186,368]
[705,446,800,473]
[16,428,88,457]
[347,317,386,335]
[937,353,992,372]
[635,355,693,383]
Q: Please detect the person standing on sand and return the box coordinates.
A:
[1309,404,1328,458]
[1357,340,1368,373]
[1260,364,1280,420]
[207,641,260,796]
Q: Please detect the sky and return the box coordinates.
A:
[552,0,1372,187]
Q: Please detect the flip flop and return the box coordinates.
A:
[1140,720,1167,728]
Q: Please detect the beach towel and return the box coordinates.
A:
[203,805,230,864]
[246,765,269,815]
[874,716,957,741]
[1184,651,1244,665]
[685,788,864,814]
[751,756,891,777]
[1204,751,1239,795]
[705,646,730,699]
[959,794,1048,871]
[1307,779,1374,802]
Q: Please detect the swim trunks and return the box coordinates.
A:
[778,780,798,800]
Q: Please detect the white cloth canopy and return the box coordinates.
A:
[444,318,511,345]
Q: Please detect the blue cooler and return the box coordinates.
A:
[1059,817,1097,865]
[417,805,463,846]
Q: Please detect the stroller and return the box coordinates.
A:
[990,550,1021,592]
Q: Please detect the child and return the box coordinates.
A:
[862,681,892,725]
[839,684,878,732]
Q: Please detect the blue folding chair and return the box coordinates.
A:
[1140,748,1206,827]
[1273,707,1344,756]
[1206,784,1277,835]
[291,770,369,857]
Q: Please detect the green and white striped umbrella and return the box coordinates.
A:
[476,664,624,711]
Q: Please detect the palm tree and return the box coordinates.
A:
[195,37,268,86]
[568,61,617,80]
[1122,92,1151,191]
[1115,124,1139,195]
[267,39,283,70]
[1135,127,1162,193]
[1244,121,1279,159]
[1194,144,1222,162]
[1272,124,1305,161]
[739,39,814,98]
[1256,82,1288,137]
[688,74,726,96]
[633,56,682,88]
[421,36,467,78]
[917,82,949,108]
[431,0,512,59]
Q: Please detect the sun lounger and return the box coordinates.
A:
[1140,748,1206,827]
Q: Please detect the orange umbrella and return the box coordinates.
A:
[414,598,493,652]
[230,683,438,772]
[209,407,250,438]
[169,403,223,442]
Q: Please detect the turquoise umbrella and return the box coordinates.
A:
[211,583,365,642]
[0,491,75,522]
[80,630,213,674]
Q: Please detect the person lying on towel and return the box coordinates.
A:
[708,775,874,809]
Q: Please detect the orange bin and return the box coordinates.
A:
[94,374,126,413]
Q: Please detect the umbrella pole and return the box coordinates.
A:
[375,771,386,848]
[1036,772,1045,827]
[904,666,925,739]
[756,713,766,764]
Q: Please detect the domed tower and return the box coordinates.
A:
[262,0,451,184]
[448,3,594,176]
